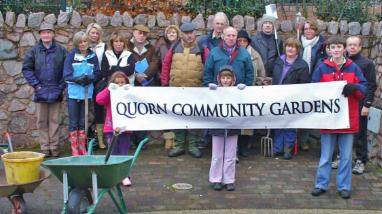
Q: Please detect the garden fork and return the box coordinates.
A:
[261,129,273,157]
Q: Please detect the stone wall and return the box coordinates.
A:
[0,10,381,166]
[369,40,382,167]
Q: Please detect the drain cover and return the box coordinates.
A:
[172,183,193,191]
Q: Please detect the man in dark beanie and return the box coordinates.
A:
[250,14,283,77]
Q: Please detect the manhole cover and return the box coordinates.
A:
[172,183,193,191]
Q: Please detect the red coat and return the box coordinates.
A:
[312,58,367,133]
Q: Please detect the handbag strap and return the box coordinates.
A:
[116,56,124,67]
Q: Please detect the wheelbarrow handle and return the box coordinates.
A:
[4,132,13,152]
[130,138,149,169]
[104,132,121,164]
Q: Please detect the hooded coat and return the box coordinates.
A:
[208,67,241,137]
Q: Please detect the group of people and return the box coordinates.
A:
[22,11,376,197]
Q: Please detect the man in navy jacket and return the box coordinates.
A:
[346,36,377,175]
[22,23,67,157]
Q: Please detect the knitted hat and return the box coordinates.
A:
[260,14,276,26]
[237,30,251,43]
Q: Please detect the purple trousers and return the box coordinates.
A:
[209,135,238,184]
[105,132,131,155]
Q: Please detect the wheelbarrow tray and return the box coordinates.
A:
[42,155,133,189]
[0,167,50,197]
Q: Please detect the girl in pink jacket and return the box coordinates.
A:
[96,71,132,186]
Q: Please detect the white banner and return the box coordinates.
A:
[110,81,349,130]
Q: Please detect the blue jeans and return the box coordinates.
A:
[314,133,353,191]
[273,129,296,153]
[67,98,86,132]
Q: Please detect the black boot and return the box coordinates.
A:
[238,135,250,157]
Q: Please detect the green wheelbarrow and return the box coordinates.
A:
[43,135,149,214]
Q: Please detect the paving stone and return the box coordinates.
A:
[232,15,244,30]
[5,11,15,27]
[206,15,214,31]
[57,12,69,26]
[111,11,123,27]
[244,16,255,31]
[192,14,205,30]
[280,20,293,32]
[3,60,22,76]
[82,15,95,27]
[373,21,382,37]
[362,22,372,35]
[28,12,45,28]
[96,13,109,27]
[0,11,3,27]
[0,111,7,120]
[181,16,191,24]
[339,20,348,34]
[1,143,382,213]
[169,13,181,26]
[345,21,360,35]
[15,14,26,28]
[44,13,56,25]
[328,21,339,35]
[122,12,134,27]
[8,99,26,111]
[6,32,20,42]
[147,15,156,28]
[19,32,36,47]
[70,10,82,27]
[0,39,17,60]
[134,14,148,25]
[154,12,167,27]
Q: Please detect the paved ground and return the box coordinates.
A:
[1,139,382,213]
[132,210,382,214]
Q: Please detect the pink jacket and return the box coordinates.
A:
[96,88,131,134]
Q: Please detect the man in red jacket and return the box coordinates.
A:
[311,36,367,199]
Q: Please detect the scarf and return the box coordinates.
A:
[223,42,236,56]
[301,36,319,72]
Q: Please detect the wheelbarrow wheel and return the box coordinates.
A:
[67,188,93,214]
[10,195,27,214]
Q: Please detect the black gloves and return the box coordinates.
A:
[342,83,358,97]
[74,74,91,86]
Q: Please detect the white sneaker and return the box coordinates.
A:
[122,177,132,186]
[353,160,365,175]
[332,159,339,169]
